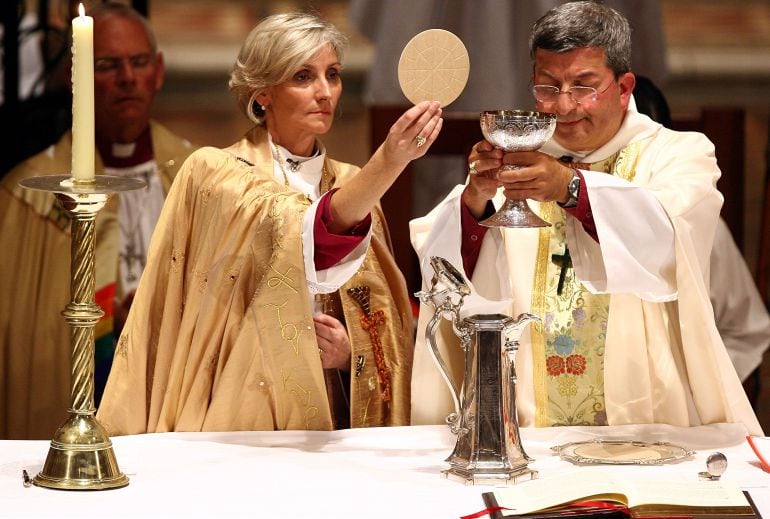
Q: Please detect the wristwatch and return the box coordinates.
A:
[560,168,580,208]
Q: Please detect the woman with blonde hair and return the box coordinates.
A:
[98,12,442,433]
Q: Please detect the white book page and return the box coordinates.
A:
[493,470,748,516]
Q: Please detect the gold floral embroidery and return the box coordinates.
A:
[532,144,644,427]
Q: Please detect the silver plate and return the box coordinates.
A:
[551,439,694,465]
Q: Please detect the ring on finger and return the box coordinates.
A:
[415,135,427,148]
[468,160,478,175]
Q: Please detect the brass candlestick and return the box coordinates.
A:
[19,174,145,490]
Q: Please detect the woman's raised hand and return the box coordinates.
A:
[382,101,443,166]
[327,101,442,233]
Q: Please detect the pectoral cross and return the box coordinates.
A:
[551,246,571,296]
[121,241,144,282]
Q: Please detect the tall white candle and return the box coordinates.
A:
[71,3,94,182]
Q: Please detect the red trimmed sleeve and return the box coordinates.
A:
[563,170,599,242]
[314,188,372,270]
[461,199,495,277]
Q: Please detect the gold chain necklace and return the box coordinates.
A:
[271,141,332,195]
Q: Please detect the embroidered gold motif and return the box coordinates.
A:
[267,265,298,293]
[266,301,304,355]
[281,368,319,429]
[193,270,208,293]
[115,335,128,358]
[225,268,239,284]
[170,249,185,273]
[347,285,392,403]
[199,186,212,204]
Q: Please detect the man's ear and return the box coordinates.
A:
[618,72,636,109]
[154,51,165,92]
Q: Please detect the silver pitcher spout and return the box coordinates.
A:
[416,256,540,485]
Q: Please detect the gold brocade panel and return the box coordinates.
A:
[531,145,641,427]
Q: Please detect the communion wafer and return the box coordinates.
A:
[397,29,469,107]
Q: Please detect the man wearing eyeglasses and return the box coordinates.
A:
[410,1,761,434]
[0,2,194,439]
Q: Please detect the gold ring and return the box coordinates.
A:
[415,135,427,148]
[469,160,478,174]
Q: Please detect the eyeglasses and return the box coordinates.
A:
[94,53,154,74]
[531,81,614,105]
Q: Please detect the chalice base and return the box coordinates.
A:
[33,414,128,490]
[480,199,550,228]
[442,466,538,486]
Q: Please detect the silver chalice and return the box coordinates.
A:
[478,110,557,228]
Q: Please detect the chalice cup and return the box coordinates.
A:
[478,110,557,228]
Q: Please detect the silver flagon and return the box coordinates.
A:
[416,256,539,484]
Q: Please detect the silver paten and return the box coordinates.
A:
[552,439,695,465]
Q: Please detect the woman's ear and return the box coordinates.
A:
[256,90,270,108]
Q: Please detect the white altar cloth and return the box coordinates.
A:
[1,424,768,518]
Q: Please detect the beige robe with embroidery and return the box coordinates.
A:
[97,127,413,434]
[410,102,762,435]
[0,122,194,439]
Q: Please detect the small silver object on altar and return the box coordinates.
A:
[699,452,728,480]
[416,256,539,485]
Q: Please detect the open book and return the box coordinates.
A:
[482,470,758,518]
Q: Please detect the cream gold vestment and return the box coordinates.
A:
[410,100,762,435]
[0,122,193,439]
[97,128,413,433]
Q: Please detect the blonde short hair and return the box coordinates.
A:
[229,12,347,126]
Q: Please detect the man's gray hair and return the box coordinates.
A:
[90,1,158,54]
[529,1,631,76]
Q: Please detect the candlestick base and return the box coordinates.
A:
[33,414,128,490]
[19,174,145,491]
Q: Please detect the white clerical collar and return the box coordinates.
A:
[542,95,662,163]
[267,133,326,199]
[112,141,136,158]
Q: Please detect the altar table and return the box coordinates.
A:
[1,423,768,518]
